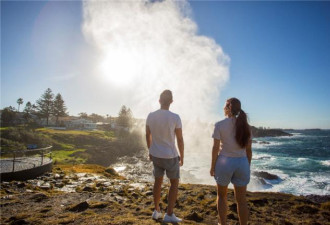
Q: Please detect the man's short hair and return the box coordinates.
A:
[160,90,173,105]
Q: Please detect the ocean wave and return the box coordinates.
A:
[252,141,282,149]
[320,160,330,166]
[297,157,308,162]
[249,171,330,196]
[252,154,272,160]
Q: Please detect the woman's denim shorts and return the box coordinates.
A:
[214,155,250,187]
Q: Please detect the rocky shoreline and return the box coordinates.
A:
[1,164,329,225]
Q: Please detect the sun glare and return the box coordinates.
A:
[99,48,141,86]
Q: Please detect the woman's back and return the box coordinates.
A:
[213,117,247,157]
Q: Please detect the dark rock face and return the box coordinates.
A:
[184,211,203,222]
[305,194,330,204]
[251,126,292,137]
[253,171,280,180]
[67,201,89,212]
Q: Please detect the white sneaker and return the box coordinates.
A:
[163,213,182,223]
[152,210,162,220]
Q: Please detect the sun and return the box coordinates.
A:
[99,48,141,86]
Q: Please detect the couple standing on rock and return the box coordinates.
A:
[146,90,252,224]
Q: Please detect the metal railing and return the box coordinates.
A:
[0,146,52,173]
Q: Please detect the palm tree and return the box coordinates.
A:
[17,98,24,112]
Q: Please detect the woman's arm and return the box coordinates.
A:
[210,139,220,176]
[246,140,252,165]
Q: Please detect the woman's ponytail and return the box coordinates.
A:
[227,98,251,148]
[235,109,251,148]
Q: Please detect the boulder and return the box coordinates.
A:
[67,201,89,212]
[253,171,280,180]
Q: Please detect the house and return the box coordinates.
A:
[65,118,97,130]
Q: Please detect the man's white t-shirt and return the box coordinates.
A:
[212,117,247,157]
[146,109,182,159]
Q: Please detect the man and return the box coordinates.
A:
[146,90,184,223]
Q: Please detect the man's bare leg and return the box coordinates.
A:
[153,176,163,211]
[167,178,179,215]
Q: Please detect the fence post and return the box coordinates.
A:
[41,150,44,165]
[12,152,16,172]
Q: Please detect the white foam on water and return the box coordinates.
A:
[252,154,272,160]
[320,160,330,166]
[114,166,127,172]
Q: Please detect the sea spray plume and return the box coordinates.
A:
[82,0,230,120]
[82,0,230,184]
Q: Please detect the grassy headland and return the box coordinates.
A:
[0,127,144,166]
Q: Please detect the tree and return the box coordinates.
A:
[17,98,23,112]
[89,113,104,123]
[78,112,88,119]
[36,88,54,126]
[53,93,68,126]
[23,101,33,123]
[0,106,17,126]
[117,105,133,128]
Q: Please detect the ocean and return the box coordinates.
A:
[249,129,330,196]
[114,129,330,196]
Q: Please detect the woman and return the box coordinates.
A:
[210,98,252,225]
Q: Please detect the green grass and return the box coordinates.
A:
[52,149,87,164]
[36,128,91,135]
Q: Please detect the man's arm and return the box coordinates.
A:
[146,125,152,160]
[175,128,184,166]
[210,139,220,176]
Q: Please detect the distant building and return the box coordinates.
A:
[65,118,97,130]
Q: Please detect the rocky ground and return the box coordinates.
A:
[1,164,330,225]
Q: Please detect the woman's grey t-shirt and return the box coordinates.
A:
[212,117,247,157]
[146,109,182,159]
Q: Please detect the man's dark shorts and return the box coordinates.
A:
[151,155,180,179]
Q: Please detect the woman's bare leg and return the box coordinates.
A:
[234,185,248,225]
[217,185,228,225]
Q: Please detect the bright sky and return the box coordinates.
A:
[1,0,330,129]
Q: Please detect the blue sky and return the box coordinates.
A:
[1,0,330,129]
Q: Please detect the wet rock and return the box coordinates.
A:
[105,167,118,176]
[253,171,280,180]
[67,201,89,212]
[184,211,203,222]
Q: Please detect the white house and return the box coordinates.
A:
[65,118,97,130]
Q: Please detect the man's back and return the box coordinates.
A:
[146,109,182,158]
